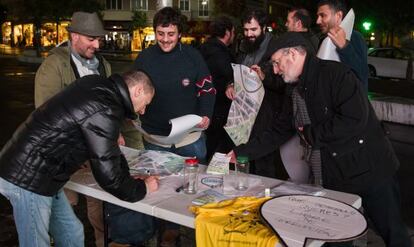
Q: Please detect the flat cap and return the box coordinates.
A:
[265,32,310,59]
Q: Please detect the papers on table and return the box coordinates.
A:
[120,146,186,176]
[206,152,230,175]
[192,189,229,205]
[132,114,203,145]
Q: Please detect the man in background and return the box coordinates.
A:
[316,0,368,91]
[200,16,235,159]
[285,7,319,54]
[226,9,285,179]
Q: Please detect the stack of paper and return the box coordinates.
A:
[206,152,230,175]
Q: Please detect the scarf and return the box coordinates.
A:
[69,40,99,73]
[291,86,323,186]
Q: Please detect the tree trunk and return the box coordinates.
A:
[56,17,59,45]
[0,22,3,44]
[34,20,42,57]
[10,22,15,47]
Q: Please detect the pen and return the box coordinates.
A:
[175,183,188,193]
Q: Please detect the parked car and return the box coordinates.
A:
[367,47,413,80]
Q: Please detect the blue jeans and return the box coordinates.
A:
[0,178,84,247]
[143,133,207,163]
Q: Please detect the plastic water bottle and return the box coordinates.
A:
[183,158,199,194]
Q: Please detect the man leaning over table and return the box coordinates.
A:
[229,32,411,247]
[34,11,112,247]
[0,70,158,247]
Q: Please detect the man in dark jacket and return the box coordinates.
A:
[285,7,319,54]
[316,0,368,92]
[200,16,235,159]
[226,9,285,179]
[231,32,411,247]
[0,70,158,247]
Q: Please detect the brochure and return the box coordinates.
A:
[206,152,230,175]
[192,189,229,206]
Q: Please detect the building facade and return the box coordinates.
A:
[0,0,295,52]
[98,0,215,51]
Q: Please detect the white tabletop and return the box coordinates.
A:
[65,166,361,247]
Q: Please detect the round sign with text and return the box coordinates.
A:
[260,195,367,247]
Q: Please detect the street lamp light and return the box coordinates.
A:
[362,21,372,31]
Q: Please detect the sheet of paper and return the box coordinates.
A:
[317,8,355,61]
[224,63,265,146]
[206,152,230,175]
[132,114,203,145]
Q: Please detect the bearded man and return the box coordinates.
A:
[226,9,286,179]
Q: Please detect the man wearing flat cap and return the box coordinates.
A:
[230,32,411,247]
[34,11,111,247]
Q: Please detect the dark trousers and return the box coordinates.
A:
[361,175,411,247]
[250,150,288,180]
[105,202,155,245]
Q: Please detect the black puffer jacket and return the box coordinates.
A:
[0,74,147,202]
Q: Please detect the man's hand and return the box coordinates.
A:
[225,84,235,100]
[227,150,237,164]
[144,176,159,193]
[328,26,347,49]
[250,64,265,81]
[117,133,125,146]
[197,116,210,129]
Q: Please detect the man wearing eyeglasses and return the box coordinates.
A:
[230,32,411,247]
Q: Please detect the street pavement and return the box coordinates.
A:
[0,55,413,246]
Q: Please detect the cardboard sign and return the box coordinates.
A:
[260,195,367,247]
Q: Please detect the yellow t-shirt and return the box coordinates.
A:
[190,196,278,247]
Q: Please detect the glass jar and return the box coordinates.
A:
[183,158,199,194]
[235,156,249,190]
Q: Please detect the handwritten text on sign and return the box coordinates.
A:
[260,195,367,247]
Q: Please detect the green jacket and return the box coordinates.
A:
[34,45,112,107]
[34,46,143,149]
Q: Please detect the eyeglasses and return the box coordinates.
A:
[271,59,282,67]
[270,49,290,68]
